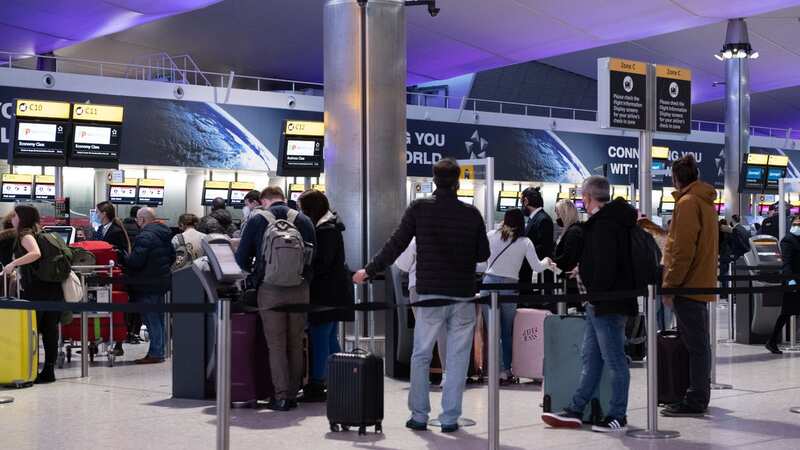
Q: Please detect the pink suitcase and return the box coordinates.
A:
[512,309,550,381]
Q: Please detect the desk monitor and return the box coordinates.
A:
[201,239,246,284]
[203,181,230,206]
[43,226,76,245]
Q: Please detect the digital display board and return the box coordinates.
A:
[137,179,165,205]
[765,167,786,192]
[69,103,123,168]
[457,189,474,205]
[743,166,766,191]
[278,120,324,177]
[203,181,230,206]
[496,191,520,212]
[229,181,255,207]
[288,183,305,202]
[1,174,33,202]
[34,175,55,201]
[10,99,71,166]
[108,178,138,205]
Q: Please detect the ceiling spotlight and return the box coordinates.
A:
[723,50,733,59]
[714,53,724,61]
[750,51,759,59]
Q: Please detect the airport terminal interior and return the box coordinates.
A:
[2,1,800,449]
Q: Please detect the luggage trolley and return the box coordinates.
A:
[57,262,120,368]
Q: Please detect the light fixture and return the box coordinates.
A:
[750,51,759,59]
[714,53,724,61]
[714,18,758,60]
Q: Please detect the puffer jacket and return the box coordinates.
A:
[662,181,719,302]
[365,188,490,298]
[309,211,354,324]
[124,222,176,294]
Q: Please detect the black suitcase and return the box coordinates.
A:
[657,329,690,405]
[327,349,384,435]
[625,313,647,361]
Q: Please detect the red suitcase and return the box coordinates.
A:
[71,240,119,266]
[61,290,128,342]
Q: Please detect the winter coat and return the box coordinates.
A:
[780,233,800,316]
[365,188,490,298]
[578,198,639,316]
[553,223,583,273]
[662,181,720,302]
[309,212,354,324]
[519,208,554,284]
[124,223,176,294]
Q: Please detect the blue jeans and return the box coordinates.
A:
[657,301,674,331]
[480,274,517,372]
[136,292,165,359]
[309,321,341,383]
[568,305,630,419]
[410,301,476,426]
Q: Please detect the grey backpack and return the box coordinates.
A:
[259,209,307,287]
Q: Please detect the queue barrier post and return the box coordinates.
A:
[80,272,89,378]
[557,278,568,315]
[216,298,232,450]
[719,260,736,344]
[709,298,732,390]
[487,291,500,450]
[781,316,800,352]
[628,285,680,440]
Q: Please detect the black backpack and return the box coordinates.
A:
[630,225,662,289]
[730,225,751,258]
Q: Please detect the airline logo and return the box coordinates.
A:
[74,125,111,145]
[18,122,57,142]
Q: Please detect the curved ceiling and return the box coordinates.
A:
[51,0,800,84]
[0,0,222,55]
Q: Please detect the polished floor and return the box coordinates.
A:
[2,309,800,449]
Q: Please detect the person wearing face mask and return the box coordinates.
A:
[767,219,800,354]
[235,190,263,238]
[95,202,132,257]
[542,175,638,433]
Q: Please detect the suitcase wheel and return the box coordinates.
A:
[329,423,340,433]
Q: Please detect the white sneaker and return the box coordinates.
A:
[440,372,447,387]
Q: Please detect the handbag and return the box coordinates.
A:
[61,271,84,303]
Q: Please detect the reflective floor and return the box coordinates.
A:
[2,308,800,449]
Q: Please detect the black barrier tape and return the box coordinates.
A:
[717,273,795,283]
[659,284,800,296]
[0,298,214,314]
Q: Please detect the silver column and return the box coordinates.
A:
[216,300,231,450]
[324,0,407,272]
[488,291,500,450]
[723,19,751,221]
[637,64,655,217]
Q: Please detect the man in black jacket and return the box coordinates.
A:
[124,207,176,365]
[235,187,316,411]
[542,176,637,433]
[520,187,554,293]
[354,158,490,433]
[198,197,236,237]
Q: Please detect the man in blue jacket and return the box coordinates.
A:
[236,187,316,411]
[124,207,176,364]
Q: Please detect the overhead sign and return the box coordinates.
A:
[284,120,324,137]
[229,181,256,207]
[136,178,165,205]
[108,178,138,205]
[202,180,230,206]
[15,99,71,120]
[598,58,647,130]
[655,65,691,134]
[460,164,475,180]
[72,104,124,123]
[34,175,55,201]
[1,173,33,202]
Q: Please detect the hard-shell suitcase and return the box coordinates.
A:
[61,290,128,342]
[71,241,118,266]
[327,350,384,435]
[542,315,613,424]
[657,329,690,405]
[512,308,549,381]
[229,312,273,406]
[0,301,38,387]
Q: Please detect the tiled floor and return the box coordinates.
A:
[3,307,800,449]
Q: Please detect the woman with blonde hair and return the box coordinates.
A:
[552,200,583,273]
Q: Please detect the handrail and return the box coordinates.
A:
[1,51,799,139]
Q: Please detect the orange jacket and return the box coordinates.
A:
[662,181,719,302]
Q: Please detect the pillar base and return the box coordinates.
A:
[627,429,680,439]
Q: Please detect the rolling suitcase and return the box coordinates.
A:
[512,308,549,381]
[657,329,690,405]
[61,290,128,342]
[625,313,647,361]
[229,312,273,406]
[0,300,38,387]
[542,315,613,424]
[327,349,384,435]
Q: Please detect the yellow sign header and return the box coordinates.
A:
[204,181,230,189]
[500,191,520,198]
[109,178,138,187]
[656,65,692,81]
[15,99,71,120]
[289,184,306,192]
[747,153,769,165]
[609,58,647,75]
[768,155,789,167]
[72,104,124,123]
[230,181,255,190]
[138,178,165,187]
[2,174,33,183]
[457,189,475,197]
[35,175,55,184]
[312,184,326,192]
[652,146,670,160]
[285,120,324,137]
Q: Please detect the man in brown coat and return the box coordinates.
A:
[661,155,719,417]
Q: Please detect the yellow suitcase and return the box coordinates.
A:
[0,305,38,387]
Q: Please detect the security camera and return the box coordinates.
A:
[405,1,439,17]
[173,86,185,99]
[288,96,296,108]
[42,73,55,88]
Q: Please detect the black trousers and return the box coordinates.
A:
[673,297,711,410]
[36,311,60,367]
[770,314,792,345]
